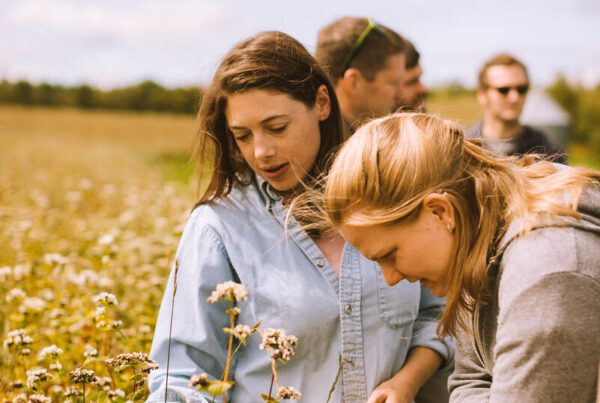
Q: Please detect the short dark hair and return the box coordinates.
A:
[404,39,420,69]
[478,53,529,89]
[315,17,406,82]
[194,31,346,204]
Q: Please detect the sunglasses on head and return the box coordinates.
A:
[491,85,529,96]
[342,17,385,72]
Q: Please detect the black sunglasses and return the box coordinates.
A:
[342,17,385,72]
[491,85,529,96]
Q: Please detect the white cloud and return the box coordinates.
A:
[4,0,229,43]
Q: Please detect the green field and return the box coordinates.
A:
[0,102,597,401]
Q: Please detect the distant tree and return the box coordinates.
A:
[0,78,202,114]
[547,77,600,151]
[75,85,95,108]
[14,80,34,104]
[36,83,59,105]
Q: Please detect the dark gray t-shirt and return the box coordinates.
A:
[465,122,567,164]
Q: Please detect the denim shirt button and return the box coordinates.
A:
[316,259,325,267]
[344,304,352,314]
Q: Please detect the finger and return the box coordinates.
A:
[366,391,387,403]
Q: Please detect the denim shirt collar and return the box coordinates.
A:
[254,174,283,211]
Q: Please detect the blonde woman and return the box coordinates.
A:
[320,113,600,402]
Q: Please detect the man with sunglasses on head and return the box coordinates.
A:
[315,17,407,134]
[467,54,566,163]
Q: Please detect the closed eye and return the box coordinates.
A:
[377,249,396,263]
[231,130,251,143]
[268,124,288,134]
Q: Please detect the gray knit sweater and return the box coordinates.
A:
[449,183,600,402]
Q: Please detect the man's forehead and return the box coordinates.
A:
[485,65,528,85]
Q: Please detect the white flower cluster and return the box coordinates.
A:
[63,386,82,397]
[68,367,98,384]
[19,297,47,314]
[43,253,69,265]
[26,368,51,389]
[27,394,52,403]
[108,389,126,398]
[258,328,298,361]
[4,329,34,353]
[189,373,209,387]
[84,346,98,357]
[233,324,252,339]
[278,386,301,399]
[105,352,159,374]
[0,266,12,280]
[207,281,248,303]
[39,344,64,360]
[98,233,115,245]
[93,292,118,306]
[6,288,26,303]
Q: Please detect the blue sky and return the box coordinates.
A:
[1,0,599,89]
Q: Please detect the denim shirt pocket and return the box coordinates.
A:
[374,263,420,329]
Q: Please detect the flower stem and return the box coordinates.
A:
[222,301,235,403]
[268,374,274,400]
[164,259,179,403]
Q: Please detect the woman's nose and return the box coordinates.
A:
[254,134,276,160]
[381,264,404,286]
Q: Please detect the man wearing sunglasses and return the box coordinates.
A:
[315,17,407,133]
[467,54,566,163]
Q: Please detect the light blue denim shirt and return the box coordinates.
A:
[148,176,454,402]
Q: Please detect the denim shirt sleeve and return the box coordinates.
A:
[410,287,455,372]
[147,209,236,402]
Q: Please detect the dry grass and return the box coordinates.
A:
[0,106,196,401]
[427,93,483,128]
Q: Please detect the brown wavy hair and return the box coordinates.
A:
[323,112,599,337]
[194,31,346,205]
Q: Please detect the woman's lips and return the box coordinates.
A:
[260,163,289,180]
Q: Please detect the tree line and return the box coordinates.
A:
[1,77,598,154]
[546,76,600,153]
[0,79,202,114]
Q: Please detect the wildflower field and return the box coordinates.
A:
[0,106,196,401]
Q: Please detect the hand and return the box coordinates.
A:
[366,378,417,403]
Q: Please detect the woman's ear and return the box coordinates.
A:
[315,84,331,121]
[423,193,456,232]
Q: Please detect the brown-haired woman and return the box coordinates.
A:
[322,112,600,402]
[147,33,453,402]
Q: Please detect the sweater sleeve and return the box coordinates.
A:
[490,272,600,403]
[448,326,492,403]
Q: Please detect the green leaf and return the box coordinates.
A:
[97,391,108,401]
[127,388,145,401]
[260,393,281,403]
[201,380,234,396]
[130,373,144,382]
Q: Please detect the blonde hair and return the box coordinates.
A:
[323,112,599,337]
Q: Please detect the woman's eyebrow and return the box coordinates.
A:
[229,114,290,131]
[260,114,289,124]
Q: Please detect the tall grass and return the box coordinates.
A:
[0,106,196,401]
